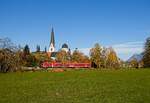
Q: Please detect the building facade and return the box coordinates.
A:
[48,28,70,59]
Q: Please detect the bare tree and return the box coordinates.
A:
[0,38,21,72]
[0,37,18,52]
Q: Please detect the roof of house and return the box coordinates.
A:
[51,52,57,57]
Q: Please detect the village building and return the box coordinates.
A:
[47,28,70,59]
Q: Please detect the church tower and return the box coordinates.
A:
[48,28,55,53]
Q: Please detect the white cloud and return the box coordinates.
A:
[112,41,144,54]
[112,41,144,60]
[78,41,144,61]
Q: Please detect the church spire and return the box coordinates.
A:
[48,27,55,53]
[50,27,55,47]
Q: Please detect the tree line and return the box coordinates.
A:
[90,43,120,69]
[1,37,150,72]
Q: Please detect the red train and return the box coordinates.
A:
[41,62,91,68]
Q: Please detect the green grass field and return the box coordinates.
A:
[0,69,150,103]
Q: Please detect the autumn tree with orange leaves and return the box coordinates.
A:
[71,49,90,63]
[106,47,120,69]
[90,43,103,68]
[56,50,71,64]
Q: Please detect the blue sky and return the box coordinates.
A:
[0,0,150,60]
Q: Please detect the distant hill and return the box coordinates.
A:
[127,53,143,62]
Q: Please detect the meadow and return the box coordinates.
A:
[0,69,150,103]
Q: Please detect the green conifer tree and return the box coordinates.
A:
[143,37,150,67]
[23,45,30,55]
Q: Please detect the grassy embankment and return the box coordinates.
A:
[0,69,150,103]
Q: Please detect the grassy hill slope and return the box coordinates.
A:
[0,69,150,103]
